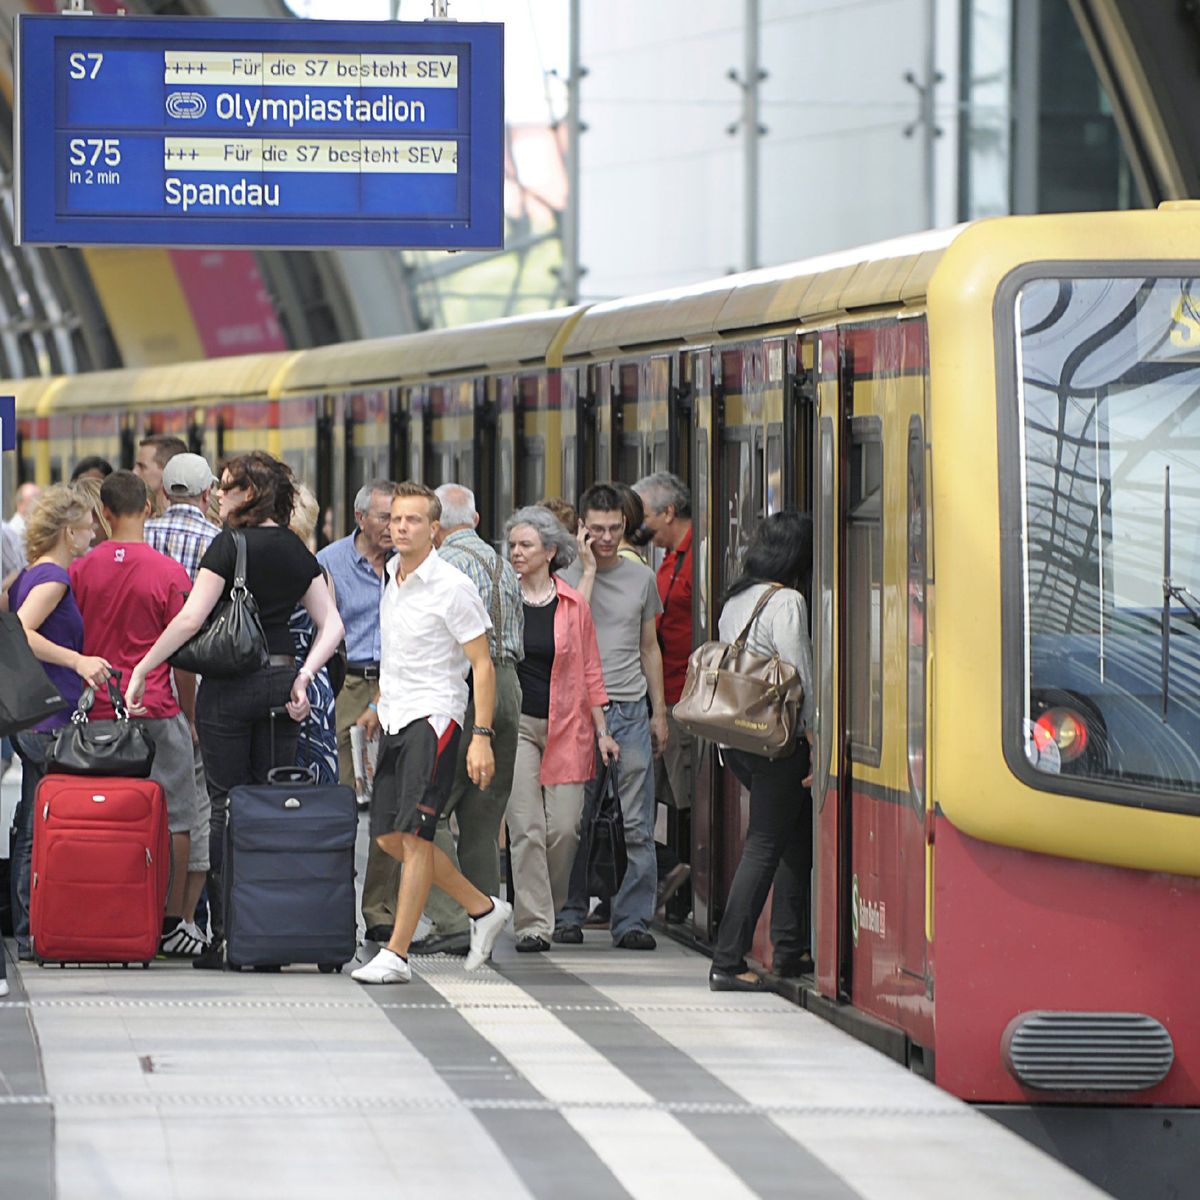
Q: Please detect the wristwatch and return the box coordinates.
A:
[597,727,610,739]
[472,725,496,738]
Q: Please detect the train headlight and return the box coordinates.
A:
[1034,708,1090,763]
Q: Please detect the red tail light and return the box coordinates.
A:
[1034,708,1090,763]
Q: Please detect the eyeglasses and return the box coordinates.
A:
[218,479,243,494]
[585,522,624,538]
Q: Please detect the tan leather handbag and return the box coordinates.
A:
[673,584,804,759]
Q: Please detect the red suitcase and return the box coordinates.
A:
[31,774,170,965]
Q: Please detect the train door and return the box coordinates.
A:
[707,345,765,939]
[689,348,718,937]
[513,373,547,508]
[560,366,579,507]
[815,320,933,1049]
[474,377,498,543]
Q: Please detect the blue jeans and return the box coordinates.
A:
[11,730,54,955]
[558,700,657,942]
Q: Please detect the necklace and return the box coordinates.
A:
[522,579,557,607]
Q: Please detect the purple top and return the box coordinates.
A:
[10,562,84,732]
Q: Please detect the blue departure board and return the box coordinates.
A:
[15,15,504,249]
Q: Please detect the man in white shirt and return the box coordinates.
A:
[6,483,41,553]
[352,482,513,984]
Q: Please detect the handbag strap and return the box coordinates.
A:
[71,670,129,725]
[733,583,783,649]
[231,529,249,591]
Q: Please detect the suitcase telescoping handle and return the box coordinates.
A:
[267,706,318,785]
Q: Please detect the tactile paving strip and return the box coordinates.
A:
[0,1091,974,1118]
[0,998,801,1016]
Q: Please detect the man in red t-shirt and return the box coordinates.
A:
[634,471,695,913]
[70,471,206,957]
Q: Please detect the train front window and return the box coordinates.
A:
[1012,274,1200,800]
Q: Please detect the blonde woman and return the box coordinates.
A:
[8,486,112,960]
[70,475,111,546]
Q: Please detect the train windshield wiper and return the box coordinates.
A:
[1161,466,1200,719]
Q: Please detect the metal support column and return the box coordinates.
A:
[562,0,583,304]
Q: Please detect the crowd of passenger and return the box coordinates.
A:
[1,436,815,993]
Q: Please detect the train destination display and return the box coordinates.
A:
[15,16,504,249]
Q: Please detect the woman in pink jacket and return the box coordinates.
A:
[505,506,618,952]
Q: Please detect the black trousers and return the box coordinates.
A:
[196,665,299,940]
[712,741,813,975]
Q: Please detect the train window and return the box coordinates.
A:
[848,418,883,765]
[720,434,757,590]
[1007,273,1200,804]
[907,418,926,814]
[766,425,784,515]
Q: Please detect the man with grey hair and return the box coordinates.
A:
[413,482,524,954]
[634,470,695,917]
[318,479,398,941]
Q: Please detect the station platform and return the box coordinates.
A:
[0,768,1105,1200]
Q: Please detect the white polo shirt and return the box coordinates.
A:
[377,548,492,735]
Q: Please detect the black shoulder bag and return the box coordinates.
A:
[586,763,628,899]
[47,672,156,778]
[170,529,269,678]
[0,609,67,737]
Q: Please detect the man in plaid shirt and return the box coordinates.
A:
[145,453,221,580]
[145,452,221,953]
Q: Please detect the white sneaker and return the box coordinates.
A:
[414,912,434,943]
[351,947,411,985]
[466,897,512,970]
[183,920,209,947]
[0,980,9,998]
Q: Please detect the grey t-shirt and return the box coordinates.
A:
[562,557,662,702]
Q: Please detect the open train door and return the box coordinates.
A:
[813,321,933,1050]
[812,329,845,999]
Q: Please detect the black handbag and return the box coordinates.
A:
[0,609,67,737]
[47,673,156,778]
[586,762,628,898]
[170,529,269,678]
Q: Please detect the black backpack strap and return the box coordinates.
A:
[733,583,783,648]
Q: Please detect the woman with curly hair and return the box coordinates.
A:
[126,452,344,967]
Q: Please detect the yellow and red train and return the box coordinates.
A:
[8,206,1200,1193]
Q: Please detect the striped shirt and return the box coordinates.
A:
[145,503,220,581]
[437,528,524,663]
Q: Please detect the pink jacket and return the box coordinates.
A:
[541,579,608,786]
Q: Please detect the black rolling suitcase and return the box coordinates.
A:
[223,712,357,972]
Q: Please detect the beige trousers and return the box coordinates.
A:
[505,715,586,940]
[338,673,399,931]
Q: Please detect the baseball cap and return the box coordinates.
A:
[163,453,218,497]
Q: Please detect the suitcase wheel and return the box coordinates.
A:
[318,963,342,974]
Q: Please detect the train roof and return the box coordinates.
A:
[277,306,586,394]
[562,225,964,359]
[16,350,296,416]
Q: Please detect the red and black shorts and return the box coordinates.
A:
[370,716,462,842]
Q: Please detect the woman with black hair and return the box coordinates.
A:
[126,451,344,967]
[709,511,816,991]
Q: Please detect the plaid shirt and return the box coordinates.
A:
[145,503,221,581]
[438,529,524,663]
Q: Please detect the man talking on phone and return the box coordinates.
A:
[554,482,667,951]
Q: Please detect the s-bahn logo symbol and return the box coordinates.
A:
[850,873,885,949]
[167,92,207,119]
